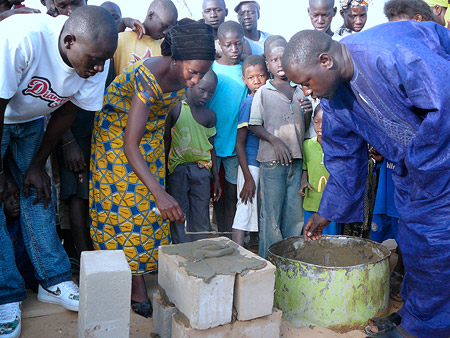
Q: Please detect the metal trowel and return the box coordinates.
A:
[151,207,232,235]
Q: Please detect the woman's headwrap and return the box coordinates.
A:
[340,0,372,10]
[161,22,216,61]
[423,0,448,7]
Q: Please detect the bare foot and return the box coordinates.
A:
[368,319,380,333]
[131,275,148,302]
[366,312,402,334]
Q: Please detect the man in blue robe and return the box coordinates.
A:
[283,22,450,338]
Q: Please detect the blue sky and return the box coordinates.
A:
[26,0,389,40]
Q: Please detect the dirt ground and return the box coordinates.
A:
[20,248,401,338]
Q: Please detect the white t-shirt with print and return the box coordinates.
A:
[0,13,108,124]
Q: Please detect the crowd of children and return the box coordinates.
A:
[0,0,437,337]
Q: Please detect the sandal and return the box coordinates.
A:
[390,271,403,302]
[366,326,404,337]
[131,299,153,318]
[364,312,402,335]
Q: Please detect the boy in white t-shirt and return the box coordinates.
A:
[0,6,117,337]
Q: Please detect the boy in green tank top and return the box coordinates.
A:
[164,70,222,243]
[300,104,340,235]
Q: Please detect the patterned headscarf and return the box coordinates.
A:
[340,0,372,10]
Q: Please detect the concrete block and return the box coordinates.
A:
[234,245,275,321]
[78,250,131,338]
[158,244,235,330]
[153,289,177,338]
[171,308,282,338]
[192,236,275,321]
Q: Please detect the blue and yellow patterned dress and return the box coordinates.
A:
[89,59,185,274]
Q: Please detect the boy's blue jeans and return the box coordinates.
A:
[0,119,71,305]
[258,159,304,258]
[168,163,212,244]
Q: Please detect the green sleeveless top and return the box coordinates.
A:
[168,101,216,174]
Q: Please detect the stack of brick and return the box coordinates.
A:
[153,237,281,338]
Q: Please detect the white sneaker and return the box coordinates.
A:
[37,281,79,312]
[0,302,21,338]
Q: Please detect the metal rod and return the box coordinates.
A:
[151,207,232,235]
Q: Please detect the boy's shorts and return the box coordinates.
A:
[216,155,239,185]
[232,165,259,232]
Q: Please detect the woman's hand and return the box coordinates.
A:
[154,189,185,223]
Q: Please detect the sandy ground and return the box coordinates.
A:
[20,249,402,338]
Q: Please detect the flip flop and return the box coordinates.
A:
[364,312,402,335]
[131,299,153,318]
[366,326,404,337]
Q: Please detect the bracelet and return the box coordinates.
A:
[62,139,76,148]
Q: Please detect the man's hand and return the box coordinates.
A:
[0,99,8,205]
[11,7,41,15]
[303,213,331,241]
[121,17,145,39]
[213,178,222,202]
[271,138,292,166]
[62,140,86,172]
[23,165,52,209]
[369,147,384,163]
[299,181,313,197]
[300,170,312,197]
[298,97,313,116]
[240,178,255,205]
[240,176,255,204]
